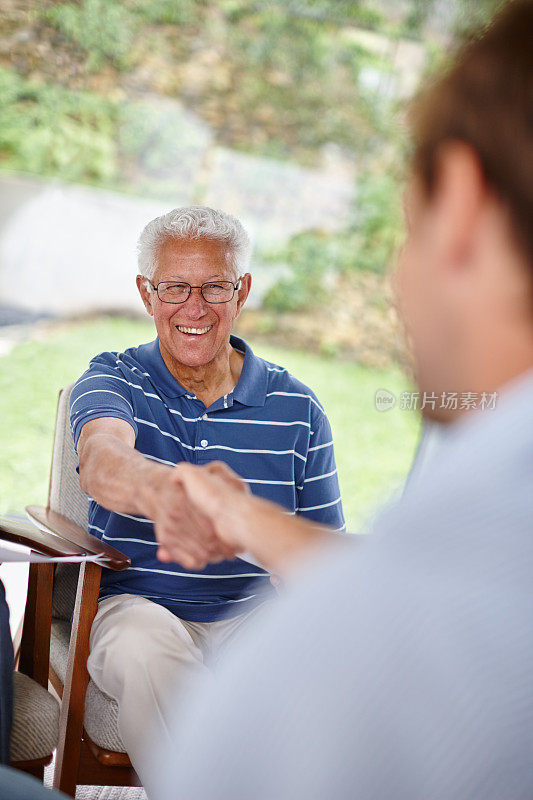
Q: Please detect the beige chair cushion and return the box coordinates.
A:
[50,620,125,752]
[11,672,59,762]
[50,384,89,623]
[49,384,89,531]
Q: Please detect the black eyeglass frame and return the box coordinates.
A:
[145,276,244,304]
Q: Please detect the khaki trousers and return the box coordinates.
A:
[88,593,265,791]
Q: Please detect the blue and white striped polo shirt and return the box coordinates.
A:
[70,335,345,622]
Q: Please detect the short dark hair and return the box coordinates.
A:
[409,0,533,262]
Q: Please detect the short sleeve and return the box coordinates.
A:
[69,356,138,450]
[297,412,345,531]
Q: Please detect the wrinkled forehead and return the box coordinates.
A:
[154,236,237,280]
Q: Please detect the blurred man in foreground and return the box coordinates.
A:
[149,3,533,798]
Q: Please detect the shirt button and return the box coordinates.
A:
[202,414,208,421]
[200,439,208,448]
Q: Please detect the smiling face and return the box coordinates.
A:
[137,237,251,378]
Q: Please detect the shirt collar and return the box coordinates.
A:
[139,336,268,405]
[139,339,189,398]
[230,335,268,407]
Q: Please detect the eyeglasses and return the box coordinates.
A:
[145,277,243,304]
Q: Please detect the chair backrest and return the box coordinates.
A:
[49,385,89,530]
[49,385,90,623]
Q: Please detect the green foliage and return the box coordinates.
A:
[1,0,410,188]
[3,0,509,192]
[402,0,435,38]
[45,0,137,71]
[119,101,203,176]
[129,0,203,25]
[348,171,403,274]
[262,232,335,312]
[272,1,385,28]
[0,68,119,182]
[192,1,396,163]
[261,171,402,311]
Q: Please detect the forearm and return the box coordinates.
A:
[231,494,340,576]
[78,433,170,519]
[77,427,235,569]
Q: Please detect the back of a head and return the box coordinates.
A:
[410,0,533,266]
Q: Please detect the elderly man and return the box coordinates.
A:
[69,206,344,785]
[147,3,533,799]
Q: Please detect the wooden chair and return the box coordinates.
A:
[5,559,59,780]
[1,385,138,797]
[10,627,59,781]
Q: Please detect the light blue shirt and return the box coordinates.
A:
[150,372,533,799]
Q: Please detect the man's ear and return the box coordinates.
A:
[136,274,154,317]
[235,273,252,316]
[431,141,487,273]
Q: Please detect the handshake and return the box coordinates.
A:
[152,461,251,570]
[149,461,333,576]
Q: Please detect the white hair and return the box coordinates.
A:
[137,206,251,280]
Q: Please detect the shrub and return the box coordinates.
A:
[347,171,403,275]
[260,170,402,312]
[129,0,202,26]
[262,232,335,312]
[45,0,137,71]
[0,68,119,182]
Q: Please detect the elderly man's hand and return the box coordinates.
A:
[172,462,340,578]
[148,467,238,568]
[167,462,252,555]
[77,420,241,569]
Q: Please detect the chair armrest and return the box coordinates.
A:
[26,506,130,571]
[0,508,130,571]
[0,514,87,558]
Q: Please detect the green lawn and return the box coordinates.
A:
[0,318,421,530]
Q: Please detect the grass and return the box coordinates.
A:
[0,318,421,530]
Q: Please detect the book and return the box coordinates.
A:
[0,513,104,564]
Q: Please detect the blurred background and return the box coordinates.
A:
[0,0,504,531]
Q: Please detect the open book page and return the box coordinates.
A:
[0,514,102,563]
[0,542,101,563]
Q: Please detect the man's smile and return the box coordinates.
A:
[176,325,214,335]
